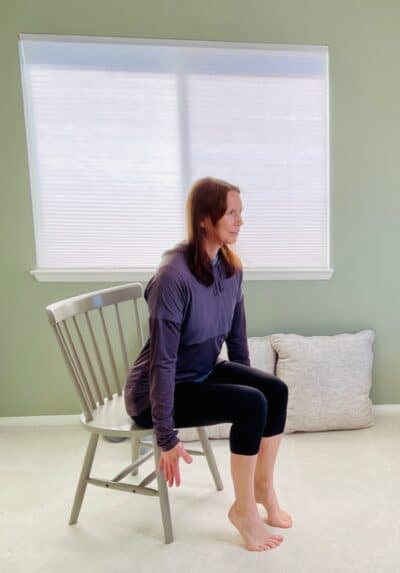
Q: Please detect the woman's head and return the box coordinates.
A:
[186,177,243,247]
[186,177,243,284]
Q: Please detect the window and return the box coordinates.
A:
[19,35,331,281]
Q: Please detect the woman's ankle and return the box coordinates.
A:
[232,500,260,520]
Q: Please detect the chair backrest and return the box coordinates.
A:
[46,282,145,422]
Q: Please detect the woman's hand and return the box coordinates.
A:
[159,441,193,487]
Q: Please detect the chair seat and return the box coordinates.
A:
[81,394,151,437]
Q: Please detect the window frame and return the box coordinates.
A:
[19,34,333,282]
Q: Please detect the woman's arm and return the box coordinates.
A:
[146,268,187,451]
[149,314,193,486]
[148,315,181,451]
[225,273,250,366]
[147,269,193,485]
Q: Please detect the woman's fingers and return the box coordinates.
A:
[182,450,193,464]
[167,463,173,487]
[161,459,174,487]
[164,460,180,487]
[166,460,179,487]
[163,463,170,485]
[174,459,181,487]
[178,443,193,465]
[159,443,191,487]
[160,457,171,486]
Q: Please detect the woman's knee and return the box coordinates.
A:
[239,387,268,422]
[229,388,267,455]
[274,377,289,404]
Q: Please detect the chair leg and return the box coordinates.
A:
[197,427,224,491]
[131,436,140,476]
[152,434,174,544]
[69,433,99,525]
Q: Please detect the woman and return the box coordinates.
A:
[125,177,291,552]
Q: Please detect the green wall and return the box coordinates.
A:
[1,0,399,416]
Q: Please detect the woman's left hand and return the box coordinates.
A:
[159,441,193,487]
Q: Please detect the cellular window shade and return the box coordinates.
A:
[19,36,329,276]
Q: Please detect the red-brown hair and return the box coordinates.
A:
[186,177,243,286]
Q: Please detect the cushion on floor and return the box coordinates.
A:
[271,330,375,433]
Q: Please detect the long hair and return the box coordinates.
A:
[186,176,243,286]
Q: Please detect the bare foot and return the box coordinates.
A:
[228,503,284,552]
[255,486,293,528]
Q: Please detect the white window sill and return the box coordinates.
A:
[30,268,334,282]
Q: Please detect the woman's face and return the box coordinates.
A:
[202,190,243,247]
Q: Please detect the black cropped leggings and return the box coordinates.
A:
[133,361,288,456]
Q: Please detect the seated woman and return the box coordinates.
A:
[125,176,291,552]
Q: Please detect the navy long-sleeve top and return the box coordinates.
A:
[124,242,250,451]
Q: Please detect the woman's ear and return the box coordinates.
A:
[200,217,209,230]
[200,216,215,238]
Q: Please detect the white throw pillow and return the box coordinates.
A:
[178,336,276,441]
[270,330,375,433]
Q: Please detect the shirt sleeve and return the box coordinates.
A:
[146,269,186,451]
[225,272,250,367]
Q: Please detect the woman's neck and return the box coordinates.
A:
[203,238,221,261]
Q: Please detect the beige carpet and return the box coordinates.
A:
[1,407,399,573]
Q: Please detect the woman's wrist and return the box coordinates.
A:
[161,437,180,453]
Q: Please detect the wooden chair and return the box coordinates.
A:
[46,282,223,543]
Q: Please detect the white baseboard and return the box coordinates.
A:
[0,404,399,427]
[372,404,400,413]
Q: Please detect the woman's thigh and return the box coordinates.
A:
[205,360,285,397]
[133,380,265,430]
[172,379,267,429]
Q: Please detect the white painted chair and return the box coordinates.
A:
[46,282,223,543]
